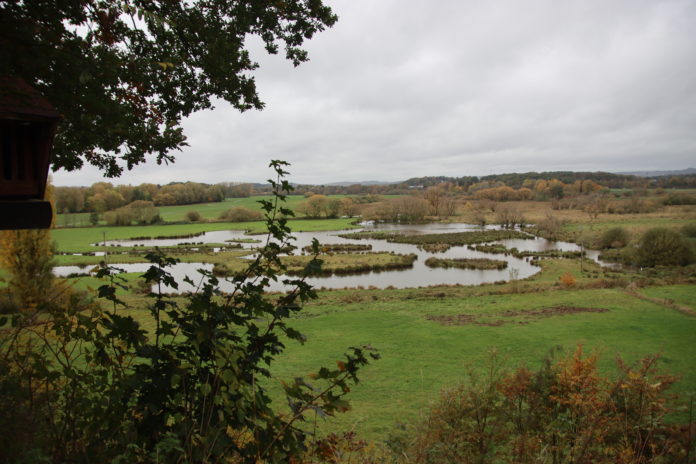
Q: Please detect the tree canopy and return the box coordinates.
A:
[0,0,337,177]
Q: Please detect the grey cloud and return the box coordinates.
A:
[54,0,696,186]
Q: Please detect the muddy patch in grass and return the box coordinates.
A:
[427,305,609,326]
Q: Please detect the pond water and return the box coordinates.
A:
[56,222,605,292]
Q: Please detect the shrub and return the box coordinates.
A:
[681,222,696,238]
[599,227,629,248]
[534,213,563,240]
[635,227,696,267]
[185,210,202,222]
[408,347,690,463]
[495,205,525,229]
[559,272,576,287]
[663,192,696,205]
[218,205,263,222]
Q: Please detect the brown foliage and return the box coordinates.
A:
[408,347,692,464]
[218,206,263,222]
[365,196,430,223]
[559,272,577,287]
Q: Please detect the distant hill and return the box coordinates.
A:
[258,169,696,192]
[616,168,696,177]
[321,180,397,187]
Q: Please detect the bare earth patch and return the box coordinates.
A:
[426,305,609,326]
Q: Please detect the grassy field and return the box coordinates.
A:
[156,195,312,222]
[56,194,404,227]
[56,195,312,226]
[640,284,696,307]
[55,255,695,440]
[51,217,358,253]
[266,282,696,438]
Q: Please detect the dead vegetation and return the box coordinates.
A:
[426,305,609,326]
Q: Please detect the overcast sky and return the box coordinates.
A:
[53,0,696,186]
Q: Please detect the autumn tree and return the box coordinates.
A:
[547,179,565,199]
[104,200,161,226]
[583,193,608,220]
[326,198,342,218]
[535,212,563,240]
[225,183,253,198]
[495,205,525,229]
[367,196,429,223]
[55,186,85,213]
[424,186,445,216]
[0,184,56,309]
[301,194,330,218]
[517,187,534,200]
[0,230,55,309]
[340,197,358,217]
[441,196,457,217]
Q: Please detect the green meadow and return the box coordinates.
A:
[54,243,696,441]
[268,285,696,438]
[56,195,307,226]
[155,195,312,222]
[74,260,696,440]
[55,194,404,227]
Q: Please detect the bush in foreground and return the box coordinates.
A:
[0,162,377,463]
[405,347,693,464]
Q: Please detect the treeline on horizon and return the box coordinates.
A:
[401,171,696,189]
[55,171,696,215]
[294,171,696,194]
